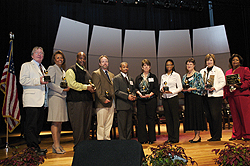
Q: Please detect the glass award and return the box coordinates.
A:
[140,85,147,96]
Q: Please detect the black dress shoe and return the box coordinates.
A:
[170,141,179,144]
[207,138,221,141]
[148,141,154,144]
[189,139,194,143]
[37,151,46,156]
[139,141,148,144]
[164,140,171,144]
[190,137,201,143]
[244,138,250,141]
[229,137,236,141]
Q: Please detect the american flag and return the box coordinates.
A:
[0,40,21,133]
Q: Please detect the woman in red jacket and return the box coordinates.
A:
[224,54,250,141]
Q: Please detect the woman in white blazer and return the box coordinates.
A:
[200,54,226,141]
[47,50,70,154]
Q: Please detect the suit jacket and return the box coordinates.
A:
[19,60,48,107]
[113,73,135,110]
[47,64,67,98]
[92,68,115,108]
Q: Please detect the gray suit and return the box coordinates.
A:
[113,73,135,140]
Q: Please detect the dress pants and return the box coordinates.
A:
[68,101,93,145]
[117,109,133,140]
[228,95,250,139]
[202,96,222,139]
[24,107,45,150]
[96,103,114,140]
[162,96,180,142]
[137,97,157,143]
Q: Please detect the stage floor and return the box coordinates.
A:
[0,123,248,166]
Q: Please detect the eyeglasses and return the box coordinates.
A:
[34,52,44,55]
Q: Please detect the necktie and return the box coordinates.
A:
[105,70,110,81]
[39,64,44,75]
[124,76,129,85]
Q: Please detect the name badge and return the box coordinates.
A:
[148,78,154,82]
[130,81,133,85]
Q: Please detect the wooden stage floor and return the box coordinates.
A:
[1,123,249,166]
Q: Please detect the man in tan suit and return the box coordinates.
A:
[92,55,115,140]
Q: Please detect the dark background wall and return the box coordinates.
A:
[0,0,250,133]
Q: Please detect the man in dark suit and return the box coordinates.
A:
[113,62,136,140]
[92,55,115,140]
[19,46,48,155]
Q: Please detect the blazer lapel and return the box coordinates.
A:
[100,68,113,84]
[31,60,43,76]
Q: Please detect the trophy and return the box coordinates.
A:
[163,81,169,91]
[140,85,147,96]
[60,76,67,88]
[183,79,190,90]
[43,70,51,82]
[127,88,132,94]
[105,91,112,100]
[89,79,96,90]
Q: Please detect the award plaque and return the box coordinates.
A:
[226,74,242,85]
[163,81,169,91]
[206,75,214,89]
[183,79,190,90]
[105,91,112,100]
[44,70,51,82]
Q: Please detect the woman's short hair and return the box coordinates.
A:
[165,59,175,73]
[51,50,66,65]
[204,53,216,66]
[141,59,151,67]
[185,57,196,72]
[229,54,243,68]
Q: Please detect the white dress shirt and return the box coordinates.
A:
[160,71,183,99]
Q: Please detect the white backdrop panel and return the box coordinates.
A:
[89,26,121,57]
[88,55,121,76]
[193,25,230,56]
[54,16,89,53]
[158,30,192,57]
[123,30,156,58]
[123,58,157,80]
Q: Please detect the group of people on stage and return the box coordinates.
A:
[19,46,250,156]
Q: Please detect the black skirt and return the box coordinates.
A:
[184,93,207,132]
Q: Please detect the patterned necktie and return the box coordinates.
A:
[105,70,110,81]
[39,64,44,75]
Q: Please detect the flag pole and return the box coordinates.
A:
[5,32,14,154]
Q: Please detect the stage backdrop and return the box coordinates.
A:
[54,17,230,79]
